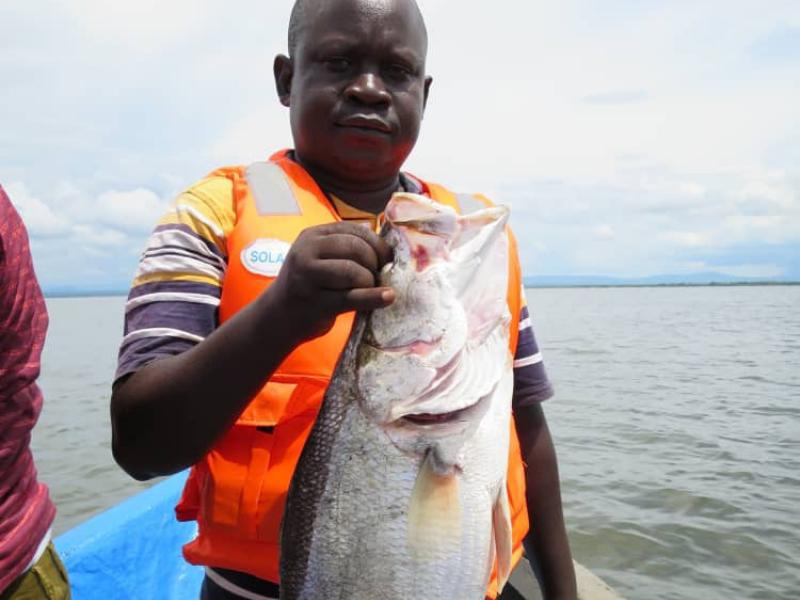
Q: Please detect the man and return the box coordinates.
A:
[0,186,71,599]
[110,1,577,598]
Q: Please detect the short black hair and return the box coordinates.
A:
[288,0,310,57]
[288,0,427,57]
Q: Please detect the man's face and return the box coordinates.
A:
[277,0,431,188]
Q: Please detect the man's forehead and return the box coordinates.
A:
[290,0,427,55]
[304,0,419,19]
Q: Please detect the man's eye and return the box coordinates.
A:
[385,64,413,81]
[325,58,351,72]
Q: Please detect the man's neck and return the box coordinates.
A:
[291,153,402,215]
[323,181,401,215]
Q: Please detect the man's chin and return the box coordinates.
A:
[332,151,406,183]
[295,144,412,189]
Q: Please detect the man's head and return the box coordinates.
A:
[274,0,432,192]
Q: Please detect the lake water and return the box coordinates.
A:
[31,287,800,599]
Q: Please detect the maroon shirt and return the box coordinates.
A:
[0,185,56,592]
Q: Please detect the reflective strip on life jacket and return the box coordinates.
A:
[246,162,301,216]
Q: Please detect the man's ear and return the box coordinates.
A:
[274,54,293,107]
[422,76,433,111]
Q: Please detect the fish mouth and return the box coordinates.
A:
[398,390,490,428]
[401,403,476,425]
[378,346,480,426]
[368,337,442,356]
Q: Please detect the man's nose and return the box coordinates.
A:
[344,72,391,106]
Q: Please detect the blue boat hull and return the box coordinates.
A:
[55,472,203,599]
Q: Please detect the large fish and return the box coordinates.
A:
[280,193,515,600]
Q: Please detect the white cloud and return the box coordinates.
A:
[659,231,712,248]
[5,182,70,237]
[594,225,616,240]
[211,108,293,167]
[2,0,799,285]
[96,189,169,233]
[504,161,800,277]
[6,180,168,237]
[64,0,210,53]
[71,224,128,247]
[2,178,166,287]
[720,214,791,244]
[406,1,800,190]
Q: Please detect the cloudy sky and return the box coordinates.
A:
[2,0,798,290]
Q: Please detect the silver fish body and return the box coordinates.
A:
[280,194,514,600]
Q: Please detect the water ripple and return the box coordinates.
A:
[529,285,800,600]
[29,289,800,600]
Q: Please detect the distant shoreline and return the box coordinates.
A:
[43,280,800,299]
[526,281,800,289]
[44,291,128,299]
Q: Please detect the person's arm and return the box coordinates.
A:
[514,402,577,600]
[111,222,394,480]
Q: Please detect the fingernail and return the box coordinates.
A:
[381,289,395,303]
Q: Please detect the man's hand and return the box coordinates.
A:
[112,222,396,480]
[270,222,396,342]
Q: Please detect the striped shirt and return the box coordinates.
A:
[115,168,553,407]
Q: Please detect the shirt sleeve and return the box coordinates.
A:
[114,175,237,382]
[512,285,554,408]
[0,187,49,402]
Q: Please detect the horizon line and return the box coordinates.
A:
[42,279,800,299]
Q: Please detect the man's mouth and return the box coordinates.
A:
[338,115,392,134]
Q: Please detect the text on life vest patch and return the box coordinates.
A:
[241,238,291,277]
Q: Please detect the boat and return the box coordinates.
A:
[55,471,202,599]
[54,471,623,599]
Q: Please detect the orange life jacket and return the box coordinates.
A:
[175,150,529,598]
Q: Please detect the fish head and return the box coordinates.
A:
[356,193,513,474]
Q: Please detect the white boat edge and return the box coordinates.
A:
[575,561,625,600]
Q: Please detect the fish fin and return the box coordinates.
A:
[492,485,513,593]
[407,452,462,560]
[487,518,498,587]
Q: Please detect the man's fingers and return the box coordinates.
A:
[280,222,396,324]
[312,222,393,268]
[308,259,379,290]
[339,287,396,313]
[316,234,383,273]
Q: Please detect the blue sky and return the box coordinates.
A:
[1,0,798,289]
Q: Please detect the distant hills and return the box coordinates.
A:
[43,285,129,298]
[41,273,799,297]
[524,272,799,287]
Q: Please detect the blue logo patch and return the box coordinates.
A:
[241,238,292,277]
